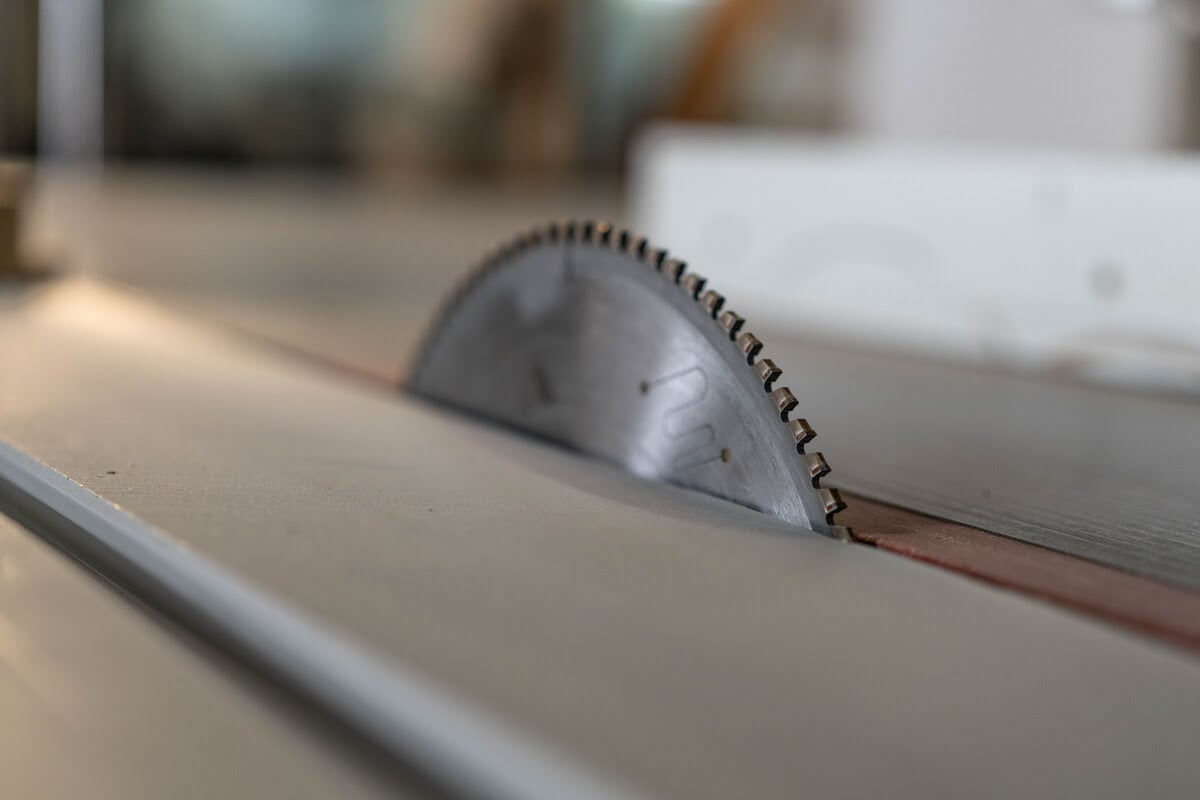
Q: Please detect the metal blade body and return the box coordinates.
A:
[409,223,845,537]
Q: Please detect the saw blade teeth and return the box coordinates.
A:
[663,258,687,283]
[617,229,646,256]
[803,452,831,487]
[700,289,725,317]
[592,220,613,245]
[681,272,706,298]
[788,418,816,450]
[819,488,847,522]
[769,387,798,420]
[615,228,631,251]
[412,219,851,539]
[736,331,763,362]
[755,358,781,391]
[718,310,745,340]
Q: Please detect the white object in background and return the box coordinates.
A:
[631,127,1200,391]
[845,0,1188,150]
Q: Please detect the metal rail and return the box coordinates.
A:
[0,439,634,800]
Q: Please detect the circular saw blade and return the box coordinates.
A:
[407,220,849,538]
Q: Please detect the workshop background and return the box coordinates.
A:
[4,0,1200,388]
[5,0,1198,168]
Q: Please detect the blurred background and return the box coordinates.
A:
[5,0,1200,387]
[8,0,1200,168]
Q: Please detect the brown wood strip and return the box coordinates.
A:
[111,280,1200,653]
[844,494,1200,653]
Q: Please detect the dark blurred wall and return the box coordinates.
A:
[0,0,40,153]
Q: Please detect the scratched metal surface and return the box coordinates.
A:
[760,333,1200,591]
[4,278,1200,799]
[409,237,844,536]
[31,171,1200,588]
